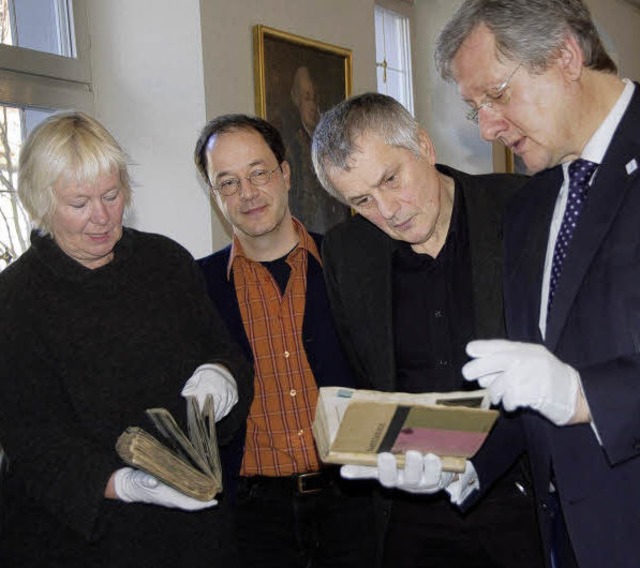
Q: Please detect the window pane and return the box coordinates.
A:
[383,15,403,70]
[0,104,55,271]
[1,0,75,57]
[376,65,386,91]
[374,5,414,115]
[383,69,408,106]
[374,7,385,62]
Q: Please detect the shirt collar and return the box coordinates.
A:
[226,216,321,279]
[581,78,635,164]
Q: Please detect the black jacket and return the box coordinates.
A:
[0,228,252,567]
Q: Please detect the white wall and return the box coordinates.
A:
[86,0,212,257]
[586,0,640,79]
[86,0,377,257]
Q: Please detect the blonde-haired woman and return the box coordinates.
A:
[0,111,252,567]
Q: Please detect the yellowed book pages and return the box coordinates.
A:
[115,395,222,501]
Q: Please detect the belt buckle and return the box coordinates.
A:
[296,472,323,495]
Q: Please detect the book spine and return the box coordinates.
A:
[377,406,410,452]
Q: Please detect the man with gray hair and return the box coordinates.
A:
[312,92,543,568]
[435,1,640,566]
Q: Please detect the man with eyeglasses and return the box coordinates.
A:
[435,1,640,567]
[193,114,377,568]
[312,92,543,567]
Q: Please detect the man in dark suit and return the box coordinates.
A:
[435,1,640,566]
[311,92,543,568]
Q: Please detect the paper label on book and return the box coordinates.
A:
[325,398,497,457]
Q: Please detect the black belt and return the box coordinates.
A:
[240,470,335,496]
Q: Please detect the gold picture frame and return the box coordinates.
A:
[252,25,353,234]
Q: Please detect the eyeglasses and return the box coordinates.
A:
[211,164,281,196]
[465,63,523,124]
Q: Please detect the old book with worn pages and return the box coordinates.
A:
[116,395,222,501]
[312,387,499,473]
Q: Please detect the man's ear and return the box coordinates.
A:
[210,188,224,211]
[417,128,437,165]
[281,160,292,192]
[559,33,584,81]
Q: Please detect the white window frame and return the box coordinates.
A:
[375,4,415,115]
[0,0,93,112]
[0,0,93,272]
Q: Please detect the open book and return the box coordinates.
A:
[115,395,222,501]
[312,387,499,473]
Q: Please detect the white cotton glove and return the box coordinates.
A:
[462,340,580,425]
[114,467,218,510]
[341,451,454,494]
[181,364,238,422]
[445,460,480,505]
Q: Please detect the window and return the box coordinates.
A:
[2,0,75,57]
[374,5,414,115]
[0,0,92,271]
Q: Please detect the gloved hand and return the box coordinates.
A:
[341,451,454,494]
[181,364,238,421]
[462,339,580,425]
[445,460,480,505]
[114,467,218,510]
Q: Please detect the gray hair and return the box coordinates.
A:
[435,0,617,81]
[18,111,132,235]
[311,92,421,203]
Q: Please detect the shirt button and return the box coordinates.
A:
[438,359,450,367]
[290,389,297,397]
[284,350,290,358]
[434,310,443,318]
[298,430,304,437]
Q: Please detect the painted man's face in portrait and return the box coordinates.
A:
[291,66,320,135]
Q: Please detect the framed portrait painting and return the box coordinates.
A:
[253,25,353,234]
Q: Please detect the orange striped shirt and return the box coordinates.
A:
[230,219,322,476]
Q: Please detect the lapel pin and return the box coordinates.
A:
[625,159,638,175]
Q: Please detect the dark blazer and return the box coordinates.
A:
[473,84,640,568]
[322,165,542,565]
[197,233,355,495]
[322,164,522,389]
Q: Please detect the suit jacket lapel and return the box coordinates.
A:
[462,176,508,339]
[506,168,561,343]
[362,232,396,390]
[546,89,640,349]
[344,217,397,390]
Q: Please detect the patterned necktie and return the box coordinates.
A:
[547,158,598,315]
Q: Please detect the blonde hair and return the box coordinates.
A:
[18,111,132,234]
